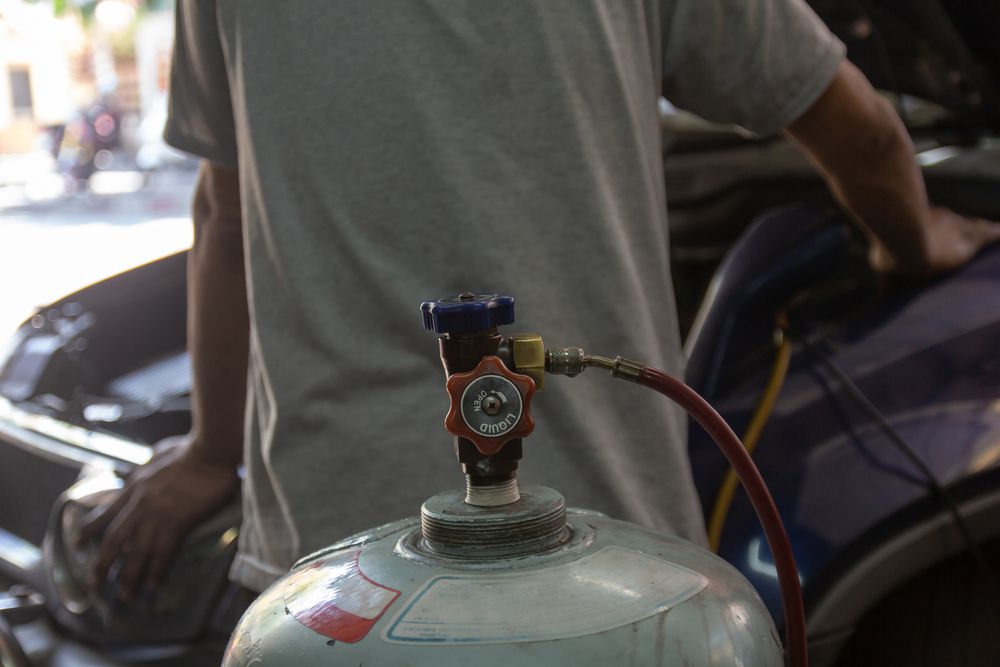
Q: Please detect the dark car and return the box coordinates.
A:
[2,1,999,665]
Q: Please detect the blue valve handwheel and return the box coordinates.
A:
[421,293,515,334]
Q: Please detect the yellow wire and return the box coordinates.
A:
[707,327,792,552]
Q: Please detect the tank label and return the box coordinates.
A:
[381,546,708,644]
[284,548,400,643]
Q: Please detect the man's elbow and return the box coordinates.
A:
[847,94,912,165]
[786,61,913,172]
[192,160,243,236]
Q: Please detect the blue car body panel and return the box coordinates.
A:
[688,239,1000,623]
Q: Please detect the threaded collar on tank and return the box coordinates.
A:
[417,485,571,560]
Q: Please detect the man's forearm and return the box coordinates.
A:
[786,62,933,274]
[817,105,932,271]
[187,161,248,468]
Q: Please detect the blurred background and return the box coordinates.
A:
[0,0,193,342]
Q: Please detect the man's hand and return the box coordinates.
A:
[79,434,240,600]
[868,207,1000,278]
[78,161,250,601]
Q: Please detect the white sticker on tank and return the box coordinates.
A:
[382,546,708,644]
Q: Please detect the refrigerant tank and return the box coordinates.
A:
[222,486,782,666]
[222,294,784,666]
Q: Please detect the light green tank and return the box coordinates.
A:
[222,484,782,667]
[223,293,784,666]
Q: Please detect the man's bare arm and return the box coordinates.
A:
[187,161,249,467]
[80,161,248,598]
[786,61,1000,277]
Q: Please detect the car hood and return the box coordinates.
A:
[810,0,1000,130]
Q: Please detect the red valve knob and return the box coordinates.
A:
[444,355,536,455]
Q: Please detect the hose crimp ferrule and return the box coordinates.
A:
[611,357,644,383]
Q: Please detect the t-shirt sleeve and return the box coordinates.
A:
[163,0,238,167]
[661,0,846,137]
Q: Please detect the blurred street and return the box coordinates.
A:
[0,162,197,339]
[0,0,186,340]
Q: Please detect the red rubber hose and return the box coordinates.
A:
[637,367,807,667]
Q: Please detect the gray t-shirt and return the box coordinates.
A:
[166,0,844,592]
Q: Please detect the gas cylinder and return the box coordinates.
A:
[222,294,784,667]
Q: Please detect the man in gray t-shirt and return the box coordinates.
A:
[82,0,1000,596]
